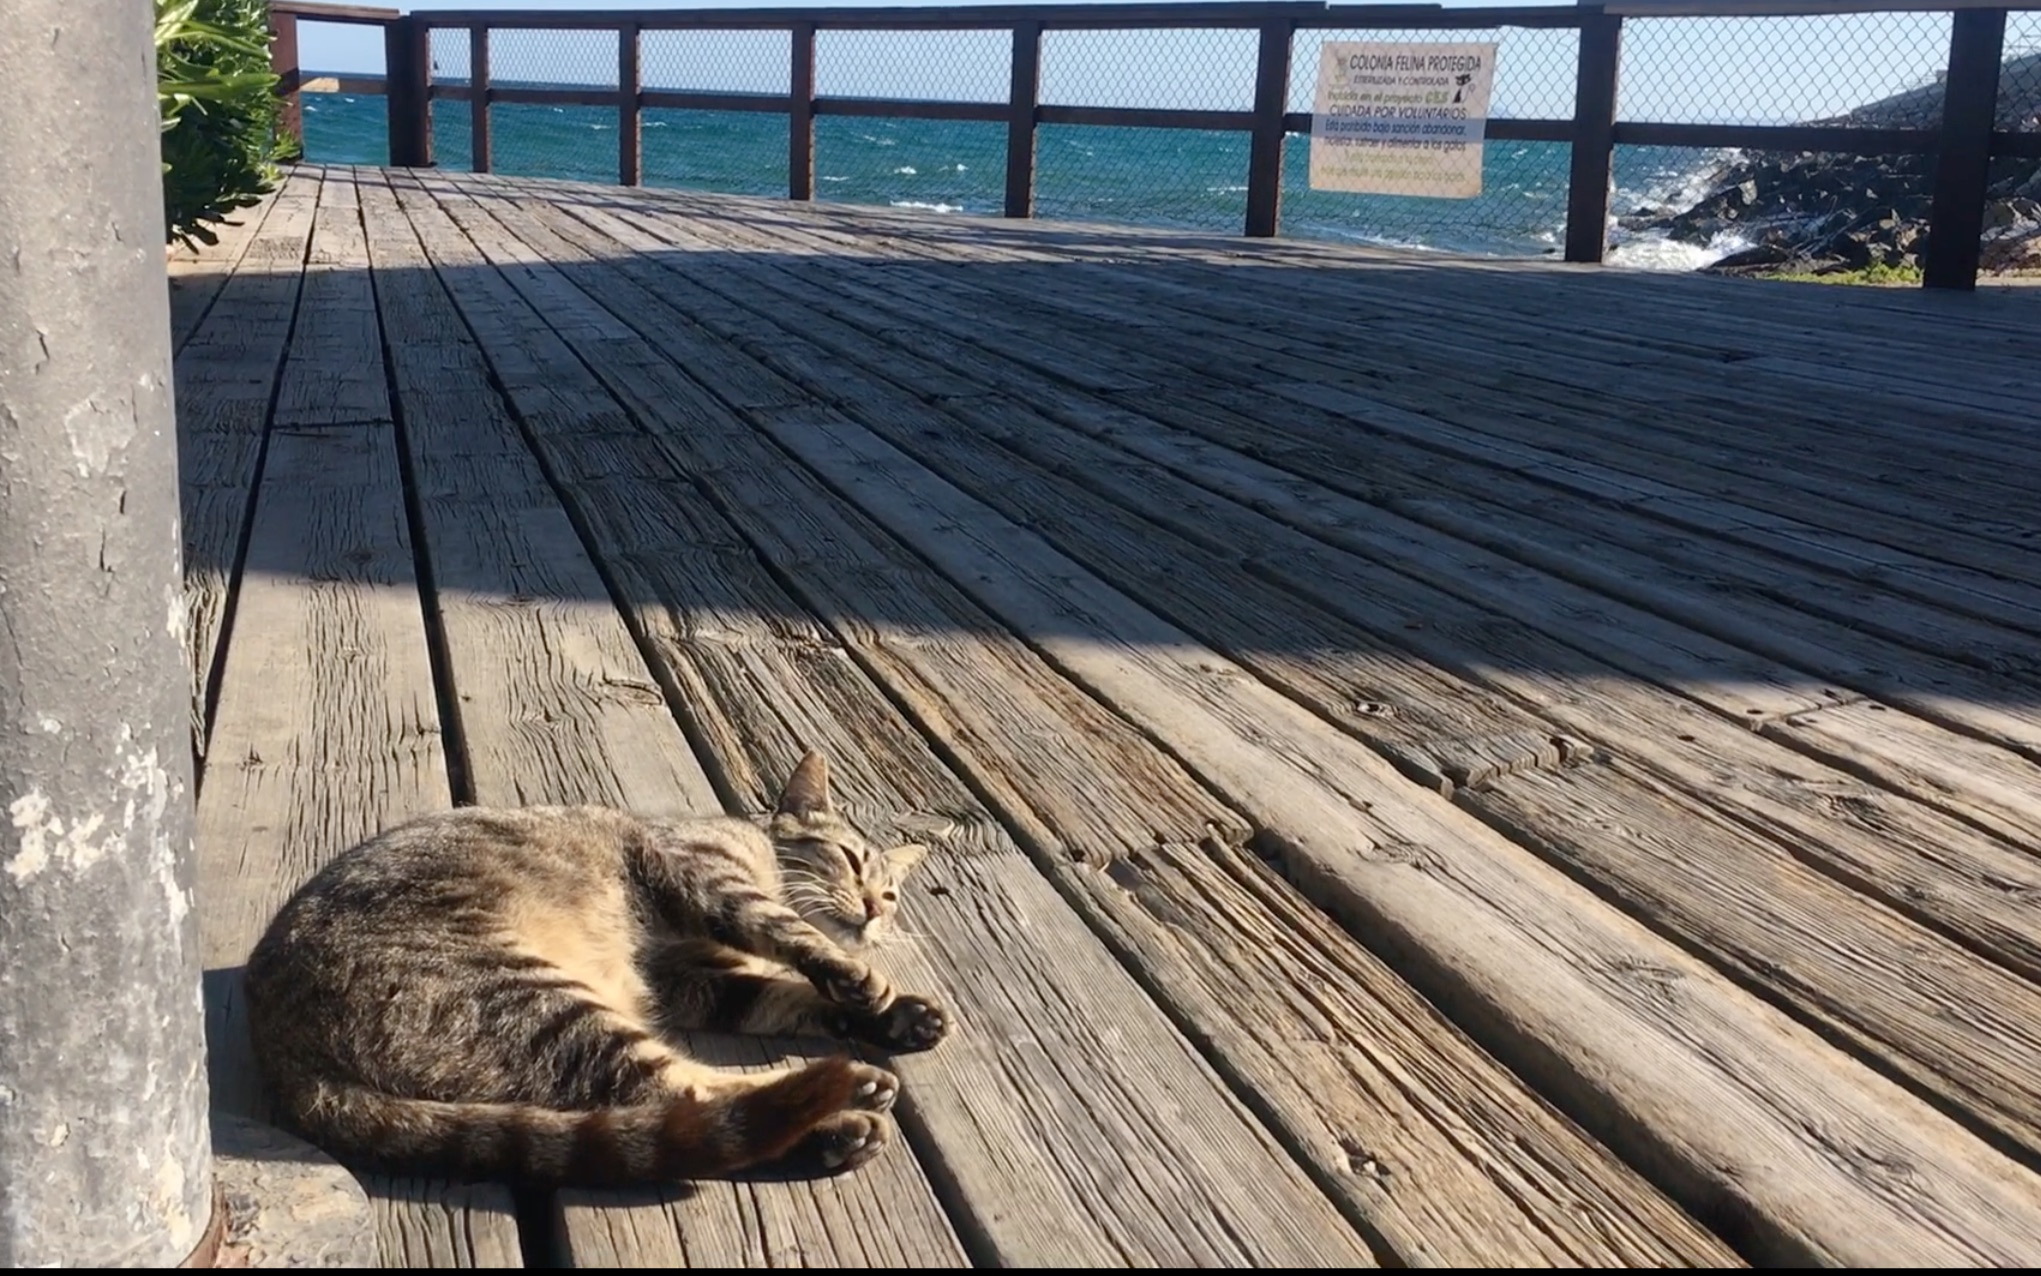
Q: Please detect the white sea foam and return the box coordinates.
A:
[894,166,917,175]
[820,174,849,183]
[891,200,962,213]
[1607,228,1754,272]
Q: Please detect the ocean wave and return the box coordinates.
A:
[821,175,849,183]
[894,166,918,175]
[891,200,962,213]
[1607,228,1753,272]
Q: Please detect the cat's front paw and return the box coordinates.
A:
[815,959,892,1016]
[860,993,951,1052]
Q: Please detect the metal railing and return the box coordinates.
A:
[268,1,2041,289]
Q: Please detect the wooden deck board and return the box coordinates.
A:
[609,211,2041,871]
[381,168,1379,1267]
[173,164,2041,1267]
[352,168,972,1271]
[175,170,319,756]
[446,175,1743,1267]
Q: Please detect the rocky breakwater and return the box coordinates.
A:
[1619,51,2041,277]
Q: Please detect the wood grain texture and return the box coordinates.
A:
[187,166,2041,1267]
[495,178,2041,1167]
[383,168,1376,1267]
[191,421,520,1265]
[474,185,1740,1265]
[351,168,968,1270]
[168,183,282,354]
[178,170,320,757]
[530,186,2041,998]
[609,214,2041,970]
[760,412,2041,1267]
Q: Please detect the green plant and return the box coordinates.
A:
[156,0,294,247]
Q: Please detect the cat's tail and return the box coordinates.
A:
[284,1057,864,1186]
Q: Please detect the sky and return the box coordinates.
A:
[295,1,1977,125]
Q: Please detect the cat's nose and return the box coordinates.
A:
[862,897,881,920]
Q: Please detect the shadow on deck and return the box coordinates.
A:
[168,164,2041,1268]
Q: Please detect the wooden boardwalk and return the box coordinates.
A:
[171,164,2041,1268]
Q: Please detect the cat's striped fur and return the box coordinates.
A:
[243,751,950,1187]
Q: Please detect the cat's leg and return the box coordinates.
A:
[648,942,949,1052]
[373,955,898,1179]
[632,843,920,1024]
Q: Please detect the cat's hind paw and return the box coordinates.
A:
[861,993,951,1052]
[805,1110,894,1174]
[845,1060,899,1113]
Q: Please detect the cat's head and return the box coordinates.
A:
[766,750,929,947]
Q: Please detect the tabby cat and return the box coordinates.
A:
[243,750,950,1187]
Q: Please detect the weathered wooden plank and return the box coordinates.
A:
[167,180,283,354]
[802,201,2041,605]
[742,243,2040,857]
[269,170,390,428]
[704,187,2041,589]
[192,422,522,1266]
[694,223,2041,845]
[759,412,2041,1267]
[355,169,970,1270]
[564,225,2041,1166]
[177,170,320,757]
[549,189,1830,727]
[463,183,1747,1264]
[523,184,2041,995]
[387,168,1379,1268]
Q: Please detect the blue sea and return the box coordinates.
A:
[302,92,1734,267]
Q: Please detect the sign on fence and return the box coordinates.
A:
[1309,42,1498,199]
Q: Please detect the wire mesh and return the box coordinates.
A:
[476,28,621,184]
[1025,27,1258,230]
[1988,12,2041,274]
[2005,10,2041,131]
[816,28,1008,101]
[810,28,1009,215]
[1281,25,1579,256]
[1618,14,1952,126]
[640,29,790,196]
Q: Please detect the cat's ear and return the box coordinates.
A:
[881,843,929,878]
[774,749,834,820]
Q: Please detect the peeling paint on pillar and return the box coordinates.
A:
[0,0,214,1267]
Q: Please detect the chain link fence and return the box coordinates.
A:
[1611,11,2036,277]
[292,7,2041,279]
[1029,27,1256,230]
[643,29,790,195]
[812,28,1009,216]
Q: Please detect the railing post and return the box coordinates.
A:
[791,22,816,200]
[471,25,491,174]
[271,8,304,154]
[1923,7,2008,290]
[1005,21,1043,218]
[385,14,433,167]
[619,23,642,186]
[1564,7,1622,263]
[1245,20,1293,237]
[1,0,215,1264]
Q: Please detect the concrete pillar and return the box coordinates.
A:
[0,0,215,1266]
